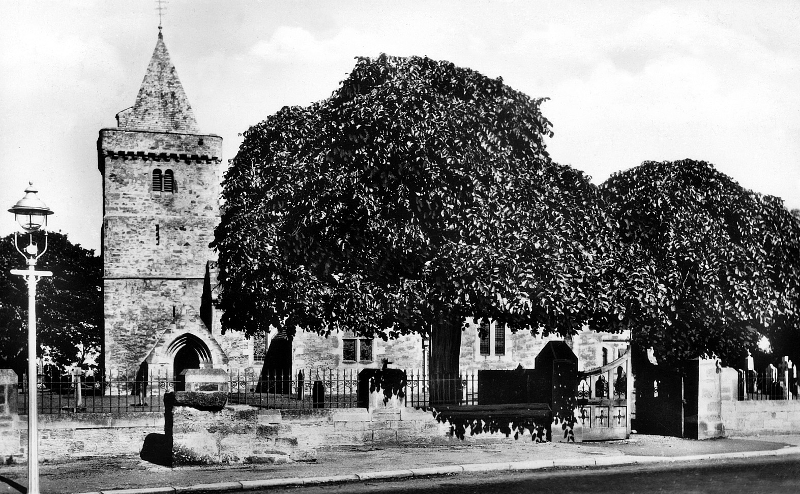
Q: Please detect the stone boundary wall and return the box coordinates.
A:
[694,360,800,438]
[1,412,163,462]
[721,399,800,436]
[0,403,469,464]
[1,400,554,464]
[169,403,454,465]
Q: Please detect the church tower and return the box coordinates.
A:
[98,30,244,378]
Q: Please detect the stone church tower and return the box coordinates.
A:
[98,29,249,378]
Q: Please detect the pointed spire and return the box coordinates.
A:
[119,30,200,134]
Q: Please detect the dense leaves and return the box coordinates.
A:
[0,232,102,375]
[213,54,618,375]
[601,160,800,366]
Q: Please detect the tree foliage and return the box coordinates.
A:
[601,160,800,366]
[213,54,618,375]
[0,232,102,375]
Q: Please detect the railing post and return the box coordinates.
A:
[782,357,790,400]
[73,369,83,409]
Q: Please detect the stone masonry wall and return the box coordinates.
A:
[716,365,800,436]
[691,361,800,438]
[689,359,725,439]
[104,278,221,373]
[1,412,162,462]
[294,327,628,374]
[103,215,217,279]
[292,332,426,371]
[99,130,221,164]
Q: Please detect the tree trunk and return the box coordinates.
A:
[429,315,463,406]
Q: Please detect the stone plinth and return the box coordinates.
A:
[171,403,312,465]
[182,368,230,393]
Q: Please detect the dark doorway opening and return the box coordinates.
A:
[174,346,200,392]
[168,333,213,391]
[257,331,293,394]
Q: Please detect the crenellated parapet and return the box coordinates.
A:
[98,129,222,172]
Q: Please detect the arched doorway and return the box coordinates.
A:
[174,345,201,379]
[167,333,213,390]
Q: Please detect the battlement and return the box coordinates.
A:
[98,129,222,172]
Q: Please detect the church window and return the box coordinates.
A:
[479,320,490,356]
[359,339,373,362]
[163,169,175,192]
[342,337,374,363]
[494,322,506,356]
[152,169,162,191]
[476,319,509,359]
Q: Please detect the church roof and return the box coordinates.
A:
[117,30,200,134]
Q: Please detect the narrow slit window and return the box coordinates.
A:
[494,322,505,356]
[152,169,163,191]
[479,320,490,356]
[163,169,175,193]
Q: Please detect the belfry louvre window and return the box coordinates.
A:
[152,168,175,192]
[163,169,175,192]
[152,169,162,191]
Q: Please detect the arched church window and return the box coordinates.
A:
[152,169,162,191]
[163,169,175,193]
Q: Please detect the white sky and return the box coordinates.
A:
[1,0,798,253]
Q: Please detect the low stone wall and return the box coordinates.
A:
[721,399,800,436]
[692,361,800,438]
[168,392,452,465]
[1,412,163,462]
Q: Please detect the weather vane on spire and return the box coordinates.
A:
[156,0,167,31]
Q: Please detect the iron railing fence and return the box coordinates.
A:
[406,371,479,408]
[15,369,486,415]
[737,369,799,401]
[18,369,175,414]
[227,369,361,409]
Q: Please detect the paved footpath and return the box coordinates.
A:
[2,434,800,494]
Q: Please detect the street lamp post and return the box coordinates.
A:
[8,183,53,494]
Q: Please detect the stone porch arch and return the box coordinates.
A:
[146,327,228,380]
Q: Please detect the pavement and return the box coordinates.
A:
[2,433,800,494]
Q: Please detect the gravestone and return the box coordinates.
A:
[0,370,20,459]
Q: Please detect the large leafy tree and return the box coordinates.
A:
[213,54,617,380]
[601,159,800,366]
[755,207,800,366]
[0,232,102,376]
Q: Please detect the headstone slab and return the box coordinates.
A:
[181,368,230,393]
[0,370,18,385]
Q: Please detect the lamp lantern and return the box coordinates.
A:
[8,182,53,233]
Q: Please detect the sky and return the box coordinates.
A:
[1,0,799,253]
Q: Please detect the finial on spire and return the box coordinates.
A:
[156,0,167,33]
